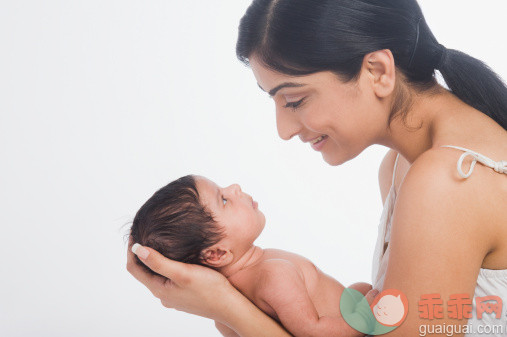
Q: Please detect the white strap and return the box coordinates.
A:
[391,152,400,186]
[441,145,507,178]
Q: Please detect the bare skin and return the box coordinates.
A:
[215,248,372,337]
[127,238,292,336]
[128,48,507,337]
[192,176,374,337]
[128,176,376,337]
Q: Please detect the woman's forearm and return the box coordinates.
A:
[220,288,292,337]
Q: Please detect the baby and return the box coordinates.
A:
[130,174,373,337]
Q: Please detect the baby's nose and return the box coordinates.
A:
[231,183,242,193]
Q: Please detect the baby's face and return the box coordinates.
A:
[195,176,265,250]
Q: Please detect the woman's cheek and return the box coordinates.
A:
[301,110,327,133]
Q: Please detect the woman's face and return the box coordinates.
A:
[249,54,391,166]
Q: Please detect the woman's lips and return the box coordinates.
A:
[311,135,328,151]
[252,199,258,209]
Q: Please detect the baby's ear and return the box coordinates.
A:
[200,246,233,268]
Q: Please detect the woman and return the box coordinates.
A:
[127,0,507,336]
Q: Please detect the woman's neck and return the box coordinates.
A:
[377,86,475,164]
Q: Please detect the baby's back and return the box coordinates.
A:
[228,248,346,321]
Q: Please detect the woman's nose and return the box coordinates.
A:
[276,106,301,141]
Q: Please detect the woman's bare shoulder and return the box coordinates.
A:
[401,147,482,202]
[393,147,500,252]
[409,146,506,199]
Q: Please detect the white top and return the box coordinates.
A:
[371,145,507,336]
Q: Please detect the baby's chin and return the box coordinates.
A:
[252,222,266,244]
[259,213,266,233]
[259,210,266,224]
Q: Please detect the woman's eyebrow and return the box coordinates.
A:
[258,82,306,97]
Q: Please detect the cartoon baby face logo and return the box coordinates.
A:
[340,287,408,335]
[371,289,409,327]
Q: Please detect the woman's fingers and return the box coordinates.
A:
[126,238,167,296]
[131,242,191,286]
[127,239,235,321]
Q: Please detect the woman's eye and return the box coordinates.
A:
[222,197,227,205]
[284,98,305,111]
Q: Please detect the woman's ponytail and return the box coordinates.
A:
[438,49,507,130]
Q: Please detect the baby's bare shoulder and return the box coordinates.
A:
[229,255,303,289]
[257,258,301,275]
[262,249,317,269]
[254,259,307,298]
[261,249,319,279]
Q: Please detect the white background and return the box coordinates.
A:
[1,1,506,336]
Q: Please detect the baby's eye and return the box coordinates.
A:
[222,197,227,205]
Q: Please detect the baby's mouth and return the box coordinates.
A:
[251,197,258,209]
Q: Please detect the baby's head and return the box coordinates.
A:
[130,175,265,274]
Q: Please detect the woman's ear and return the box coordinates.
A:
[200,246,234,268]
[363,49,396,98]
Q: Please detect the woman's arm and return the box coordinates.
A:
[379,150,493,336]
[127,239,292,337]
[215,321,240,337]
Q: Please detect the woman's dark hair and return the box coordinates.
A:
[236,0,507,130]
[130,175,225,274]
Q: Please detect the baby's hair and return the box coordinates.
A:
[130,175,225,275]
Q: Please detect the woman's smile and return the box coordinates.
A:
[301,134,329,151]
[309,135,328,151]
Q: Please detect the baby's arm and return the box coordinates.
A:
[254,260,366,337]
[215,321,240,337]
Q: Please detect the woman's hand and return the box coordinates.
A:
[127,238,292,336]
[126,237,235,322]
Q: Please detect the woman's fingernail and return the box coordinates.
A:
[132,243,150,260]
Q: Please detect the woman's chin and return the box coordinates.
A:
[322,152,343,166]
